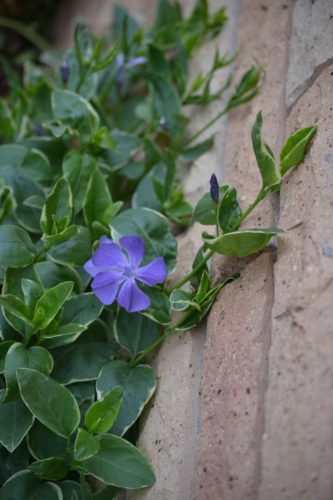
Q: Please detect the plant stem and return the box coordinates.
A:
[0,16,51,53]
[233,187,265,230]
[183,105,229,148]
[171,249,215,291]
[129,326,177,366]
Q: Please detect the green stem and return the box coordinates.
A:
[183,105,229,148]
[233,187,265,230]
[129,326,176,366]
[171,249,215,291]
[0,16,51,53]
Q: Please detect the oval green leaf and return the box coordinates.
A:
[17,368,80,438]
[96,360,156,436]
[81,434,155,489]
[0,225,35,269]
[204,228,283,257]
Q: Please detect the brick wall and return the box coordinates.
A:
[54,1,333,498]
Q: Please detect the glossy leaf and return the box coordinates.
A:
[27,420,68,460]
[32,281,73,331]
[0,470,63,500]
[81,434,155,489]
[204,228,283,257]
[29,457,68,481]
[251,111,280,191]
[74,428,100,461]
[62,151,96,214]
[217,185,242,233]
[280,125,317,175]
[96,361,156,436]
[0,225,35,269]
[114,310,161,356]
[17,368,80,438]
[48,226,92,266]
[0,389,34,453]
[85,387,123,434]
[40,177,73,235]
[34,261,81,295]
[4,343,53,402]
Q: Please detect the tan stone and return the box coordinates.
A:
[258,64,333,500]
[192,1,292,498]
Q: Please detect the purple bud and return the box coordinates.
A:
[210,173,219,202]
[33,123,45,136]
[60,56,69,83]
[159,116,169,131]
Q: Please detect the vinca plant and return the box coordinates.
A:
[0,0,316,498]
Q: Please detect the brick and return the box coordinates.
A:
[192,1,292,498]
[258,64,333,500]
[286,0,333,107]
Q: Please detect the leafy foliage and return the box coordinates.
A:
[0,0,317,497]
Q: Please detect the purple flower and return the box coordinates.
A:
[115,53,147,91]
[210,173,219,202]
[84,235,167,313]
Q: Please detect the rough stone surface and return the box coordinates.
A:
[258,64,333,500]
[286,0,333,107]
[192,1,292,498]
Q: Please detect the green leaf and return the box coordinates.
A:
[85,387,123,434]
[111,207,177,272]
[0,295,31,324]
[114,310,161,356]
[21,149,52,183]
[0,389,34,452]
[41,177,73,235]
[84,168,122,233]
[58,481,85,500]
[35,261,81,295]
[170,289,198,312]
[0,470,63,500]
[141,288,171,325]
[74,22,94,66]
[74,428,100,461]
[63,151,96,214]
[2,266,37,335]
[21,279,43,317]
[32,281,73,331]
[27,420,68,460]
[192,187,227,225]
[0,442,30,485]
[180,135,214,162]
[52,89,100,141]
[51,327,116,384]
[280,125,317,175]
[42,225,79,247]
[204,228,284,257]
[251,112,281,191]
[29,457,68,481]
[81,434,155,489]
[4,343,53,402]
[17,368,80,438]
[59,293,103,328]
[48,226,92,266]
[228,66,262,109]
[91,127,116,149]
[96,361,156,436]
[217,185,242,233]
[0,225,35,269]
[0,341,15,374]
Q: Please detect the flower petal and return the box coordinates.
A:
[119,236,144,268]
[91,271,123,305]
[135,257,167,286]
[83,258,99,277]
[117,278,151,313]
[92,242,127,269]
